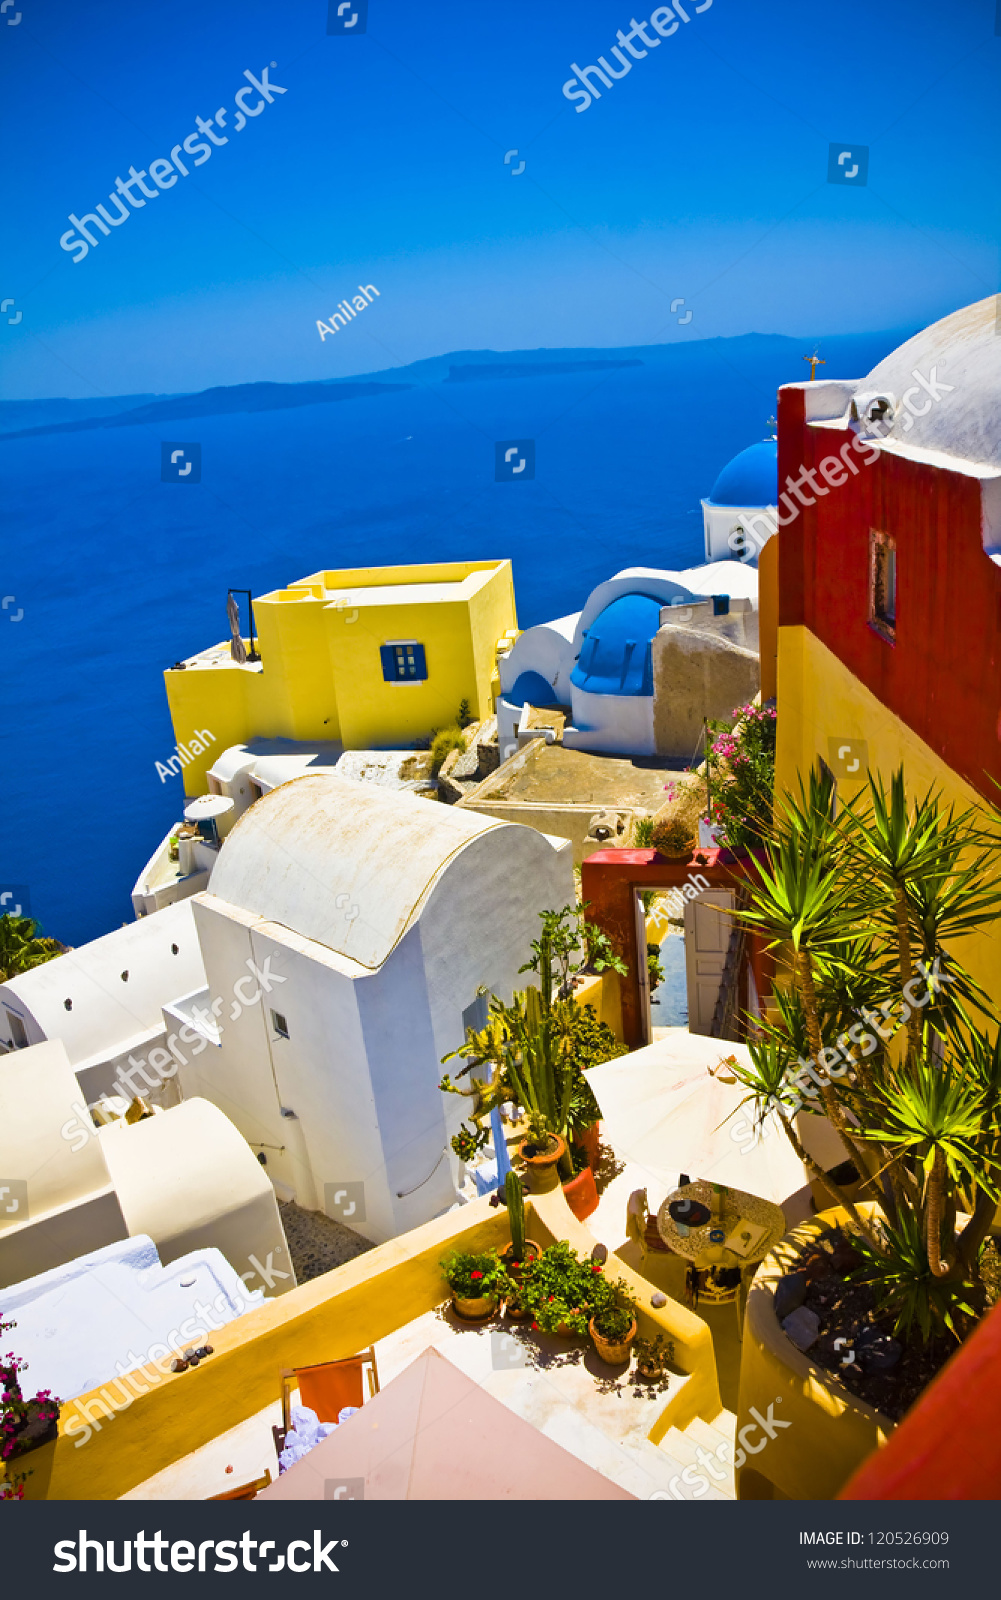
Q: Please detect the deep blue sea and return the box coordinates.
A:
[1,330,906,945]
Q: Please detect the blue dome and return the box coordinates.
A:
[570,593,663,699]
[508,670,559,707]
[708,440,777,507]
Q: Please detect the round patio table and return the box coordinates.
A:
[656,1180,786,1331]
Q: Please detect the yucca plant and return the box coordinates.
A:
[734,761,1001,1342]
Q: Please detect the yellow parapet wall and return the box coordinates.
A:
[164,560,517,794]
[776,624,1001,1017]
[16,1188,721,1501]
[737,1208,892,1501]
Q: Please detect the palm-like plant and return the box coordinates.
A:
[736,762,1001,1343]
[0,913,62,983]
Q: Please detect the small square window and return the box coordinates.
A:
[272,1010,289,1039]
[380,641,427,682]
[869,530,896,641]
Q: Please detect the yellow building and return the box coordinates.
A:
[164,560,517,795]
[770,300,1001,1011]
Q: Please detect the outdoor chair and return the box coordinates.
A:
[208,1468,272,1500]
[274,1348,380,1458]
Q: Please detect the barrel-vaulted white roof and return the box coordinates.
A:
[0,900,205,1065]
[204,772,565,971]
[853,295,1001,473]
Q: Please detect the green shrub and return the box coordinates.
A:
[430,726,467,774]
[650,815,696,856]
[632,817,655,848]
[440,1249,509,1300]
[519,1241,624,1335]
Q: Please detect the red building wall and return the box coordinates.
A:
[777,385,1001,799]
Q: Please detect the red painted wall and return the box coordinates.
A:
[840,1292,1001,1500]
[580,848,768,1050]
[777,385,1001,799]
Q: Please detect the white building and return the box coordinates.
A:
[0,899,205,1109]
[701,436,778,562]
[496,563,760,759]
[0,1038,290,1294]
[175,772,574,1243]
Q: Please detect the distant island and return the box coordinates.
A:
[444,360,644,383]
[0,380,413,442]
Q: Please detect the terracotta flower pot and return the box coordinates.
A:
[518,1132,566,1194]
[589,1315,637,1366]
[572,1121,601,1170]
[452,1292,498,1322]
[501,1240,541,1281]
[636,1359,664,1382]
[562,1164,599,1222]
[505,1299,532,1322]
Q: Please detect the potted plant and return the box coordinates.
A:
[650,816,697,861]
[519,1241,612,1338]
[1,1318,60,1498]
[517,1114,566,1194]
[589,1301,638,1366]
[633,1332,675,1382]
[440,908,626,1225]
[726,761,1001,1460]
[497,1171,540,1278]
[440,1250,509,1322]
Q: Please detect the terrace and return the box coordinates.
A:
[24,1183,732,1503]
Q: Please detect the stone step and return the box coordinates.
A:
[659,1423,736,1499]
[685,1411,737,1455]
[534,1399,719,1501]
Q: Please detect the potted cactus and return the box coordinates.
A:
[498,1172,540,1278]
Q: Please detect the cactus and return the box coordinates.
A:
[505,1170,526,1262]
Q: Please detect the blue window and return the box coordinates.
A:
[381,641,427,682]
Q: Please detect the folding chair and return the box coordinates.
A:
[274,1348,380,1458]
[208,1468,272,1500]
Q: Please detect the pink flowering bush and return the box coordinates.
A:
[704,702,777,851]
[1,1316,60,1499]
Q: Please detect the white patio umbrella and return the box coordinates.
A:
[584,1031,811,1209]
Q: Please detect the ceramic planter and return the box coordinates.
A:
[518,1132,566,1194]
[589,1315,637,1366]
[501,1240,540,1281]
[562,1164,599,1221]
[572,1121,601,1170]
[635,1358,664,1382]
[451,1292,498,1321]
[738,1206,894,1500]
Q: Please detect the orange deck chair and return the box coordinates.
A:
[275,1349,380,1457]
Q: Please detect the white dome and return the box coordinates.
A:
[855,295,1001,471]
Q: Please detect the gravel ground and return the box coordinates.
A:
[279,1200,374,1285]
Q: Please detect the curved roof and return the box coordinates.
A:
[570,593,662,698]
[854,296,1001,470]
[509,670,561,707]
[707,441,778,507]
[0,900,205,1066]
[205,772,525,970]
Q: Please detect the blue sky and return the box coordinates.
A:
[2,0,998,399]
